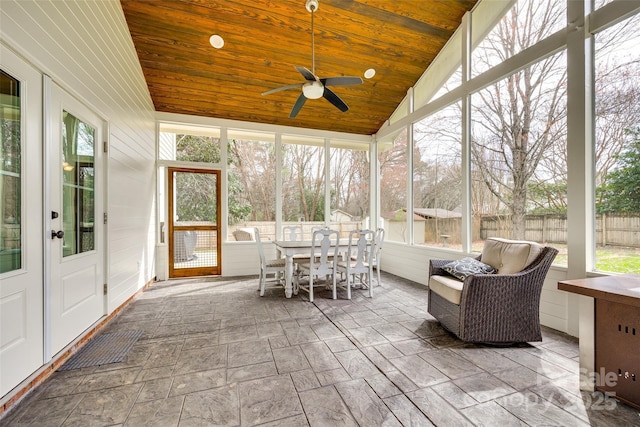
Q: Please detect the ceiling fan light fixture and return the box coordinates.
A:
[364,68,376,79]
[305,0,319,13]
[209,34,224,49]
[302,81,324,99]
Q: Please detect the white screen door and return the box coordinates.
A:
[0,47,44,396]
[48,82,105,355]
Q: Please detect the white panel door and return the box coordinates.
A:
[49,83,104,355]
[0,45,44,396]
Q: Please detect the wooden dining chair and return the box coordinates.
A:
[282,224,314,267]
[337,229,375,299]
[295,228,339,302]
[254,228,286,297]
[371,228,385,286]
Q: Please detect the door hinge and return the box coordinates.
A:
[103,283,108,295]
[103,212,108,224]
[103,141,108,153]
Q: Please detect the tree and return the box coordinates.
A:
[175,134,220,163]
[227,138,276,222]
[379,129,408,215]
[594,15,640,207]
[1,100,21,224]
[282,144,325,221]
[527,181,567,214]
[227,171,252,223]
[470,0,640,238]
[413,104,463,213]
[175,172,217,222]
[471,0,567,239]
[171,134,221,223]
[597,127,640,213]
[330,148,369,220]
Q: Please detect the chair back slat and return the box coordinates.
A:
[373,228,385,264]
[282,225,303,241]
[310,228,339,275]
[346,229,375,272]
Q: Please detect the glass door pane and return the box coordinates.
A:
[62,111,95,257]
[0,70,21,273]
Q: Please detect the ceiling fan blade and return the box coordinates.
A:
[289,93,307,118]
[323,87,349,112]
[321,76,363,87]
[295,66,318,81]
[262,83,303,96]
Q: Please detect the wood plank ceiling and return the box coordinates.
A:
[120,0,477,135]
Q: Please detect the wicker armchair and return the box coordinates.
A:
[428,239,558,344]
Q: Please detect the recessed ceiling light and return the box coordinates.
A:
[364,68,376,79]
[209,34,224,49]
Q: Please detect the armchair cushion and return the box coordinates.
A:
[480,237,542,274]
[429,274,465,304]
[443,257,497,281]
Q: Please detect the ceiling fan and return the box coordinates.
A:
[261,0,363,118]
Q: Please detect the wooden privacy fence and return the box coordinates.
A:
[423,218,481,245]
[229,221,364,242]
[227,214,640,247]
[479,213,640,247]
[480,214,567,243]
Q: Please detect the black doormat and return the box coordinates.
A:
[58,330,144,371]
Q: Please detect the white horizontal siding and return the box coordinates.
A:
[380,243,425,285]
[222,242,272,277]
[540,268,570,333]
[1,0,156,313]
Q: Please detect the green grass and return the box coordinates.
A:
[595,249,640,274]
[550,246,640,274]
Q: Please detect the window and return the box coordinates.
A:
[282,136,325,237]
[471,51,567,260]
[227,131,276,240]
[472,0,566,78]
[379,128,408,243]
[62,111,95,257]
[413,102,462,249]
[159,124,221,163]
[329,141,369,236]
[158,124,222,243]
[0,70,21,273]
[594,12,640,274]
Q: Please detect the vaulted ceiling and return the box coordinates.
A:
[120,0,477,135]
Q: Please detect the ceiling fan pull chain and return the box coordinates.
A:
[310,2,316,75]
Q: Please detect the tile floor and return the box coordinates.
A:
[3,273,640,426]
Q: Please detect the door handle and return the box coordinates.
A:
[51,230,65,239]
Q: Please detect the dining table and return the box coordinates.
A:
[273,239,350,298]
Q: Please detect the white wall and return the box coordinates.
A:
[223,242,262,277]
[0,0,156,310]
